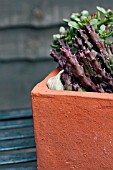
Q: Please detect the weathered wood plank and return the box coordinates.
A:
[0,60,56,111]
[0,152,36,165]
[0,167,37,170]
[0,0,112,28]
[0,109,37,169]
[0,127,34,140]
[0,137,35,151]
[0,109,32,120]
[0,118,33,129]
[0,27,59,60]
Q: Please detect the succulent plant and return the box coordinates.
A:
[50,7,113,93]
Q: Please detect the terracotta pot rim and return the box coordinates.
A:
[32,68,113,100]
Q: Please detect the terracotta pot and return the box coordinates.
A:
[31,68,113,170]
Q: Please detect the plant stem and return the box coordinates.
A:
[97,18,113,26]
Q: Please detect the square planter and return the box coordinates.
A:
[31,68,113,170]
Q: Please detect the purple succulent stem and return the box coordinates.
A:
[77,29,93,49]
[61,47,97,91]
[110,44,113,54]
[84,49,105,76]
[50,37,113,93]
[61,72,84,91]
[97,53,113,76]
[85,26,108,55]
[61,72,73,90]
[72,36,86,50]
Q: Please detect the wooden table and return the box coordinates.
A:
[0,109,37,170]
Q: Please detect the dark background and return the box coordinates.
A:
[0,0,112,111]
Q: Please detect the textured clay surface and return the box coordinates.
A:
[32,68,113,170]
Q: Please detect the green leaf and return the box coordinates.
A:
[51,44,59,49]
[100,25,106,31]
[80,16,87,21]
[90,19,98,25]
[71,12,80,17]
[78,87,86,92]
[66,86,73,91]
[63,19,70,23]
[99,30,103,34]
[71,14,80,22]
[59,26,66,33]
[105,41,113,45]
[65,36,71,41]
[68,40,72,45]
[97,6,107,14]
[90,19,98,29]
[81,10,89,16]
[53,34,61,40]
[107,9,113,17]
[96,11,100,19]
[68,21,79,29]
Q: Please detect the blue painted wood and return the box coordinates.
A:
[0,109,37,169]
[0,127,34,140]
[0,137,35,151]
[0,109,32,120]
[0,152,36,165]
[0,167,37,170]
[0,118,33,130]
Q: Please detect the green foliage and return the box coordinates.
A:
[96,6,107,14]
[53,6,113,45]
